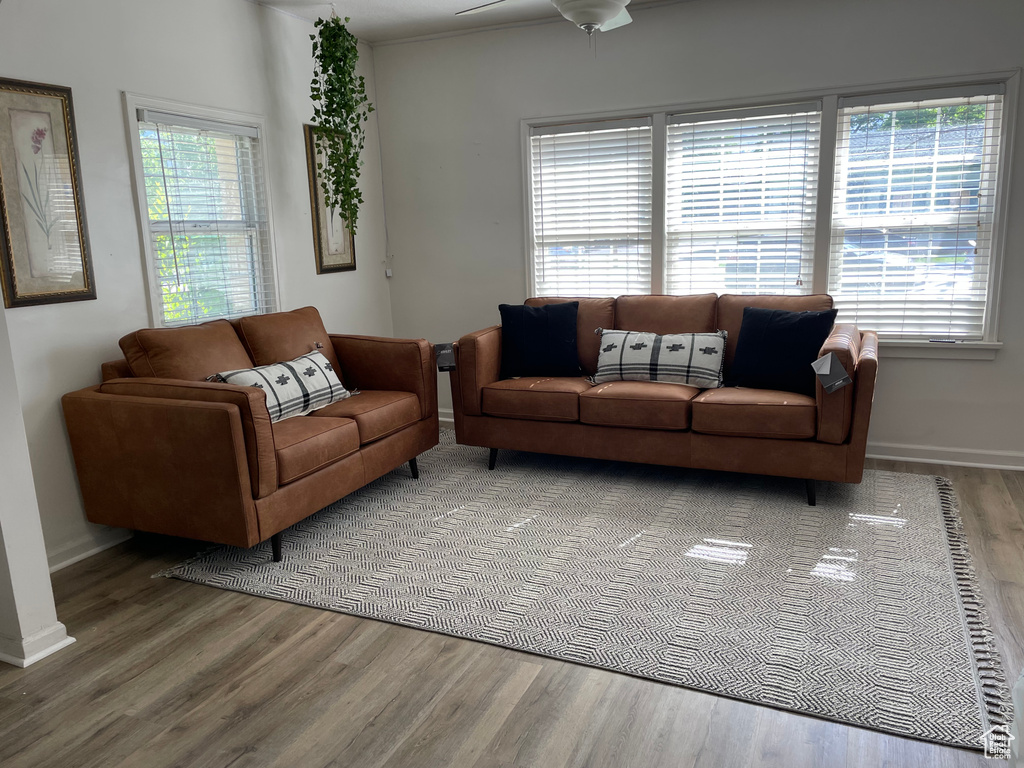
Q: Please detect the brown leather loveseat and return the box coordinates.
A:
[450,294,878,503]
[62,306,439,560]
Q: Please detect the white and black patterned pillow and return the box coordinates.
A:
[593,329,727,388]
[210,351,350,422]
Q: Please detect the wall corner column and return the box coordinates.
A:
[0,307,74,668]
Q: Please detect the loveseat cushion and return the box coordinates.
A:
[272,416,359,485]
[212,351,350,423]
[524,298,615,376]
[580,381,700,430]
[235,306,342,374]
[615,294,718,334]
[691,387,817,440]
[119,319,254,381]
[311,391,420,444]
[481,377,592,422]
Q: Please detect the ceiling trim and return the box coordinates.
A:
[241,0,317,27]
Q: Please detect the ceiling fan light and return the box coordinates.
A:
[551,0,629,32]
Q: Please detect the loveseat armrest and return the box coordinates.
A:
[98,377,277,498]
[61,386,261,547]
[815,324,860,444]
[453,326,502,417]
[330,335,436,420]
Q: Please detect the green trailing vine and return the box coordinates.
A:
[310,15,373,235]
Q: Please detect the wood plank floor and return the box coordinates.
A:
[2,458,1022,768]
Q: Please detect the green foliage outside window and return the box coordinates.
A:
[140,129,257,325]
[851,104,986,133]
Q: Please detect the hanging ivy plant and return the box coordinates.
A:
[310,15,373,235]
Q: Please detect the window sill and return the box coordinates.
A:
[877,339,1002,360]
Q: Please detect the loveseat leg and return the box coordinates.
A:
[409,457,419,479]
[271,532,283,562]
[805,479,817,507]
[488,448,498,471]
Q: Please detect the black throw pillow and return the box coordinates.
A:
[498,302,582,378]
[729,307,838,396]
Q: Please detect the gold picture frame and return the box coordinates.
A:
[304,123,356,273]
[0,77,95,307]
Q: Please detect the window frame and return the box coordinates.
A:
[123,93,281,328]
[521,72,1019,359]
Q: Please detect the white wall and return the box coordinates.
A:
[0,0,392,567]
[0,301,72,666]
[372,0,1024,467]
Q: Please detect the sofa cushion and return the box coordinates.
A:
[481,377,592,422]
[580,381,700,430]
[593,329,726,388]
[234,306,342,374]
[119,319,254,381]
[691,387,817,440]
[212,351,350,423]
[524,297,615,376]
[615,294,718,334]
[717,294,833,376]
[729,307,838,396]
[311,390,420,444]
[272,416,359,485]
[498,301,582,378]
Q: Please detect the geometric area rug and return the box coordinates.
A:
[159,432,1011,751]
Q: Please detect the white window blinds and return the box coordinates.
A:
[530,120,652,297]
[828,91,1003,339]
[665,106,821,295]
[137,112,276,327]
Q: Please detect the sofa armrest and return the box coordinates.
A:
[61,386,261,548]
[98,378,277,498]
[329,335,436,420]
[815,324,861,445]
[453,326,502,417]
[845,331,879,481]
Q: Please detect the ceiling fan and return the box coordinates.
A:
[456,0,632,36]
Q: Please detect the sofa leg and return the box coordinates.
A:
[271,532,283,562]
[409,457,419,479]
[805,479,817,507]
[488,448,498,471]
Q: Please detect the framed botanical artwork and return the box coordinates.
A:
[304,123,356,273]
[0,78,95,307]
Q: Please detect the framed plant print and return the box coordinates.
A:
[0,78,95,307]
[304,123,356,273]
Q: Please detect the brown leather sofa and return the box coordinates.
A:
[450,294,878,503]
[62,306,438,560]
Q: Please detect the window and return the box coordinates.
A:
[530,120,652,296]
[666,106,821,295]
[828,92,1003,340]
[129,102,277,327]
[525,81,1011,347]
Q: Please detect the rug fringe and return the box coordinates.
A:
[935,476,1014,748]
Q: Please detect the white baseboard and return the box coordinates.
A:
[439,408,455,430]
[866,442,1024,471]
[0,624,75,668]
[48,529,133,573]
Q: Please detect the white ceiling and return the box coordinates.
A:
[257,0,683,44]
